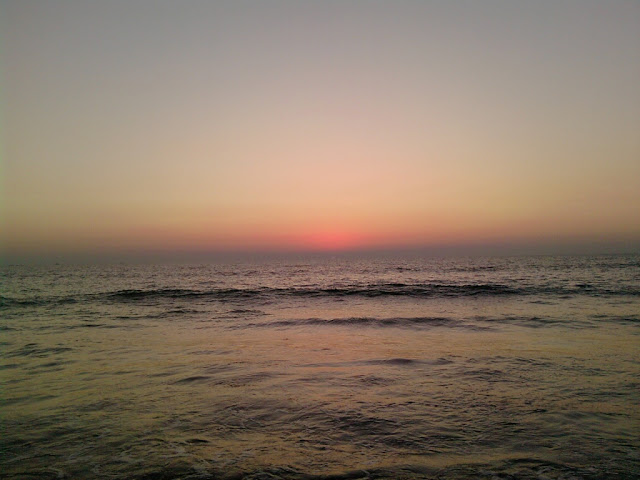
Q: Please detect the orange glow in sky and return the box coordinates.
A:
[2,1,640,260]
[299,230,370,252]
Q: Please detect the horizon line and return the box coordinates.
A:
[3,239,639,265]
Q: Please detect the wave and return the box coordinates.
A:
[0,295,78,308]
[299,357,455,367]
[85,283,640,301]
[104,283,523,302]
[2,281,639,309]
[246,314,640,331]
[242,316,487,330]
[5,343,74,358]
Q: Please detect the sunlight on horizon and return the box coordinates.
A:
[2,1,639,260]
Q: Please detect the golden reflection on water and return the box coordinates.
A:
[105,317,635,475]
[2,259,639,479]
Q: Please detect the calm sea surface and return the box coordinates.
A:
[1,255,639,479]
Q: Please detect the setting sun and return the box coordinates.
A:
[301,230,369,251]
[2,2,639,479]
[2,0,639,262]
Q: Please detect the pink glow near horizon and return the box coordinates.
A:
[2,1,639,258]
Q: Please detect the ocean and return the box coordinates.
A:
[1,255,639,479]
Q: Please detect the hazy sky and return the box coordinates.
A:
[2,0,639,259]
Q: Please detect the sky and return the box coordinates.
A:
[2,0,639,261]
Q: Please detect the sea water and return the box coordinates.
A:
[1,255,639,479]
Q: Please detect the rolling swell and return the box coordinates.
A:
[104,283,522,301]
[94,283,640,302]
[2,282,638,310]
[2,284,521,308]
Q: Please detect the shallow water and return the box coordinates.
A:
[1,255,639,479]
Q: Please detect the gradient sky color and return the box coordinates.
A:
[2,0,640,260]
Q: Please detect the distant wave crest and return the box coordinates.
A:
[105,283,522,302]
[99,283,640,301]
[2,281,639,310]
